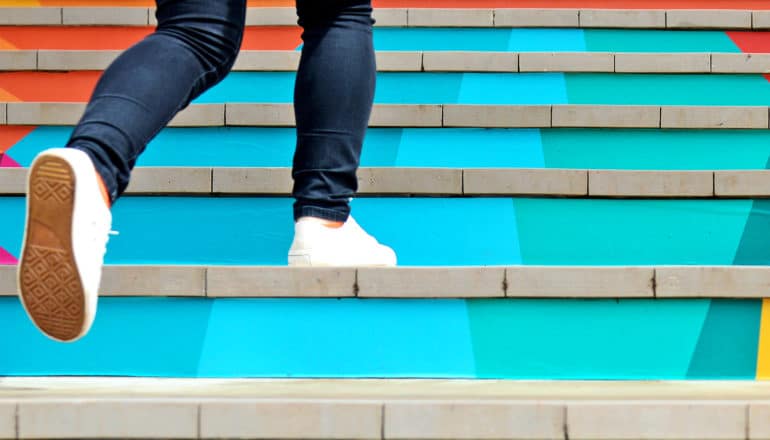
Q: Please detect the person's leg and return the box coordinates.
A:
[292,0,376,222]
[288,0,396,267]
[18,0,246,342]
[68,0,247,204]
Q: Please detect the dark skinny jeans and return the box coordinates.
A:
[68,0,376,222]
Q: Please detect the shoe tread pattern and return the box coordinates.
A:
[19,157,85,342]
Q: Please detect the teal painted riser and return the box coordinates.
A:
[0,297,759,379]
[182,72,770,105]
[7,127,770,170]
[3,197,770,266]
[372,28,742,53]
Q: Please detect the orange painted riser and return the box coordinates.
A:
[729,31,770,53]
[0,26,301,50]
[0,72,99,102]
[3,0,770,9]
[0,126,34,154]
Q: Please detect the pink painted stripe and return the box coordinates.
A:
[0,247,17,265]
[0,153,21,168]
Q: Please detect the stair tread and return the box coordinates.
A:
[4,377,770,399]
[7,49,770,74]
[1,264,769,298]
[2,6,770,30]
[3,102,769,130]
[4,166,770,198]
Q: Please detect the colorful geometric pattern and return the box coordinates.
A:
[0,28,767,107]
[0,247,17,265]
[0,26,301,50]
[6,126,770,171]
[2,71,770,104]
[3,1,770,382]
[0,196,765,266]
[0,27,760,52]
[0,296,762,379]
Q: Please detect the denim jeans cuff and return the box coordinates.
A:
[294,205,349,222]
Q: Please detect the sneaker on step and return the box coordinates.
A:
[17,148,112,343]
[288,216,397,267]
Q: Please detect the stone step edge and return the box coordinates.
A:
[3,167,769,198]
[0,265,768,298]
[2,379,770,440]
[1,7,769,29]
[5,50,770,74]
[7,377,770,400]
[2,103,769,129]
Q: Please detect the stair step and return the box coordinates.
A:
[2,102,769,129]
[0,296,765,379]
[6,126,770,170]
[2,6,770,29]
[0,26,766,52]
[4,71,770,107]
[2,196,768,266]
[1,378,770,440]
[2,0,770,7]
[3,265,770,298]
[5,49,770,74]
[5,167,770,198]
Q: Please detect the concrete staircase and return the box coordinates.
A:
[3,1,770,439]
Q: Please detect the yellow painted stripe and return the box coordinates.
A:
[0,37,17,50]
[756,299,770,380]
[0,0,41,6]
[0,87,20,102]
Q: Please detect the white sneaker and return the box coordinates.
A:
[17,148,112,343]
[288,216,397,267]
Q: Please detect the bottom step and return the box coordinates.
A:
[2,378,770,440]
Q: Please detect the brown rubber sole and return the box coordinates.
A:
[18,156,86,342]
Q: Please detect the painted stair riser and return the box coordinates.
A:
[3,71,770,105]
[0,297,765,379]
[0,27,765,52]
[0,26,770,53]
[7,127,770,170]
[3,197,770,266]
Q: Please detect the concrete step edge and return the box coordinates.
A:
[1,378,769,440]
[2,103,769,129]
[4,167,770,198]
[5,50,770,73]
[1,265,768,298]
[1,7,769,29]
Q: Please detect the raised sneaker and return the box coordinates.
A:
[18,148,112,343]
[288,216,397,267]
